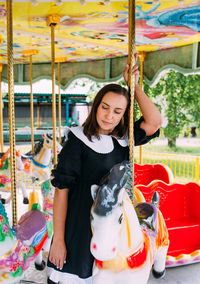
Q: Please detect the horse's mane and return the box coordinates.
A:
[100,161,133,201]
[46,134,53,141]
[0,200,9,225]
[33,140,44,156]
[93,161,133,217]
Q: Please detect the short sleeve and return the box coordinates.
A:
[134,116,160,146]
[51,132,82,190]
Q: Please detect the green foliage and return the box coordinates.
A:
[144,70,200,148]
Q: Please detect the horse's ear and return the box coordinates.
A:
[91,184,99,201]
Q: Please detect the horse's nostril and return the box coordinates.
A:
[112,247,116,253]
[92,243,97,250]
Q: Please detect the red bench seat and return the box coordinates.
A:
[136,181,200,266]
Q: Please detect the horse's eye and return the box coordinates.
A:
[118,214,123,224]
[90,214,94,222]
[46,140,49,143]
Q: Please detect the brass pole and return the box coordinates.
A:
[37,103,40,128]
[0,64,4,152]
[138,51,146,165]
[6,0,17,226]
[30,55,34,154]
[128,0,136,195]
[47,15,60,165]
[51,23,57,165]
[58,62,61,144]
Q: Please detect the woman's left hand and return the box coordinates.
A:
[123,52,139,86]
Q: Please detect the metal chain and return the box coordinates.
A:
[7,0,17,226]
[0,64,4,152]
[138,51,146,165]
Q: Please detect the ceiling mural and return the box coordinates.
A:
[0,0,199,64]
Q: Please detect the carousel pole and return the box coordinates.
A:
[58,61,61,144]
[21,49,39,154]
[22,50,40,210]
[0,63,4,153]
[56,57,67,144]
[47,15,60,166]
[37,103,40,128]
[6,0,17,226]
[30,55,34,154]
[128,0,136,202]
[138,51,146,165]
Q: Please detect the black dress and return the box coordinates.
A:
[47,117,159,281]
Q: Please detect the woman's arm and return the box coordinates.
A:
[123,54,162,136]
[49,187,69,270]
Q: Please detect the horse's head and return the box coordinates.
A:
[42,133,62,153]
[90,162,129,261]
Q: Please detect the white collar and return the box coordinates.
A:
[70,126,128,154]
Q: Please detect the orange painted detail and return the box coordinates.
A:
[0,149,10,170]
[156,210,169,248]
[33,231,48,255]
[127,231,149,269]
[24,161,31,173]
[124,211,131,249]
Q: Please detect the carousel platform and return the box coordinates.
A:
[19,254,200,284]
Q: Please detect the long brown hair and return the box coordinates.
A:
[83,84,129,141]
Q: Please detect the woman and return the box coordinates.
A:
[47,57,162,284]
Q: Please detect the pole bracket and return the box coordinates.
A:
[47,15,60,26]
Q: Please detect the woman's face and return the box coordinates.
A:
[96,91,128,135]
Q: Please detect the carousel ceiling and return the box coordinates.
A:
[0,0,199,64]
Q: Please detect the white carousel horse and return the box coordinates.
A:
[90,161,169,284]
[22,134,62,183]
[0,149,28,204]
[0,201,48,284]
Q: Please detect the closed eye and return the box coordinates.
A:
[114,110,122,115]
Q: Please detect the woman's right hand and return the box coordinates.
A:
[49,238,67,270]
[123,52,139,86]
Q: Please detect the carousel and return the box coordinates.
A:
[0,0,200,283]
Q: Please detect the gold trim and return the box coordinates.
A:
[43,143,53,149]
[0,241,18,261]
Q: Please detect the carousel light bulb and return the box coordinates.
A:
[31,0,38,6]
[55,0,63,6]
[153,0,160,4]
[79,0,86,6]
[103,0,111,5]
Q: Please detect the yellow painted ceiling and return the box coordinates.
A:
[0,0,199,64]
